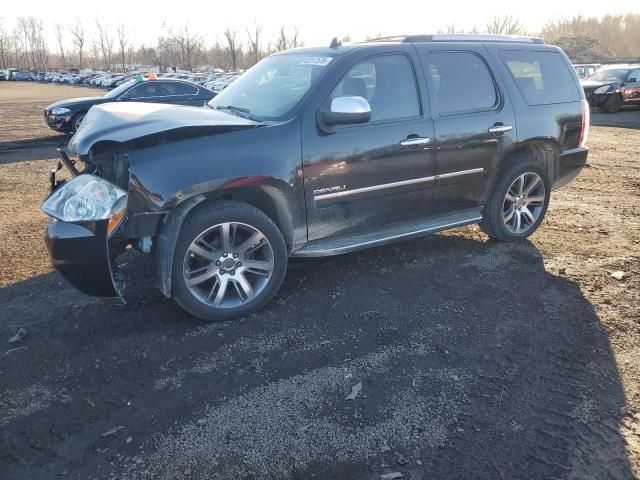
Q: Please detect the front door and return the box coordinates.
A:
[417,45,517,213]
[301,51,436,241]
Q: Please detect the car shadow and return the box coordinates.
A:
[0,233,634,479]
[591,106,640,129]
[0,136,70,164]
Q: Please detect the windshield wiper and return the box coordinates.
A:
[214,105,253,120]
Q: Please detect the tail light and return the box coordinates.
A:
[579,99,590,148]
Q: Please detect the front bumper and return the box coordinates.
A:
[553,146,589,190]
[44,111,72,131]
[585,91,614,109]
[44,219,120,297]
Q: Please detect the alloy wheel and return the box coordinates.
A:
[502,172,546,234]
[182,222,274,309]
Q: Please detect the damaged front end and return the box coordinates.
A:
[43,170,129,297]
[42,101,265,300]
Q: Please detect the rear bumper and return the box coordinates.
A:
[553,146,589,190]
[44,219,120,297]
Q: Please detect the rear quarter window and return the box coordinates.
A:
[500,50,581,105]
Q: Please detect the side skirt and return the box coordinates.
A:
[291,207,483,258]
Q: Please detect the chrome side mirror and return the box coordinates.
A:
[323,96,371,126]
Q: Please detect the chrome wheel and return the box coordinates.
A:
[502,172,546,234]
[182,222,274,309]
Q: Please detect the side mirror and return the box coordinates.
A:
[629,77,637,83]
[322,96,371,126]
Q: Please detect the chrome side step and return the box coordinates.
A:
[292,208,483,257]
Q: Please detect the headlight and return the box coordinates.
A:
[50,107,71,115]
[594,85,611,94]
[42,174,127,228]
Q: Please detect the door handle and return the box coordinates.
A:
[488,124,513,134]
[400,137,432,146]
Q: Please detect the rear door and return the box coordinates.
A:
[416,44,517,213]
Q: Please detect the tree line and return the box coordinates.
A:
[0,18,303,72]
[1,13,639,72]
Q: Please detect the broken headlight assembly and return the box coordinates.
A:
[42,174,127,236]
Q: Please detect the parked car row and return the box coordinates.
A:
[2,68,244,91]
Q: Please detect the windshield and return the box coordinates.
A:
[103,79,137,98]
[586,69,629,82]
[207,53,335,121]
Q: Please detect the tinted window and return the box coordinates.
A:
[628,69,640,81]
[124,82,168,98]
[427,52,497,115]
[331,54,420,122]
[168,82,198,95]
[500,51,581,105]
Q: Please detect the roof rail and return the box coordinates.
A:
[367,34,545,44]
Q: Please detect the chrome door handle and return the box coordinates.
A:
[400,137,432,146]
[488,124,513,134]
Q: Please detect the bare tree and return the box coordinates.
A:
[55,24,66,68]
[485,15,523,35]
[70,19,85,69]
[224,28,239,69]
[116,24,128,72]
[245,22,262,66]
[164,23,204,71]
[95,20,114,70]
[0,20,10,68]
[275,27,302,51]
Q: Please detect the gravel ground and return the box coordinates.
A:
[0,82,639,480]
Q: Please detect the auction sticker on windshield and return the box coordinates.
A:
[299,56,333,66]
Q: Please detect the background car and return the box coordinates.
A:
[582,66,640,112]
[43,78,216,133]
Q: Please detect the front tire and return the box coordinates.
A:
[70,112,85,133]
[603,94,623,113]
[481,161,551,242]
[171,201,287,321]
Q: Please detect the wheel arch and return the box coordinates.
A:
[485,139,559,202]
[153,178,302,297]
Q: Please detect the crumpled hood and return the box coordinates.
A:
[68,102,260,155]
[581,80,615,90]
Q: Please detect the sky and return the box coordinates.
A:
[3,0,640,48]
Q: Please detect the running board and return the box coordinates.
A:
[292,208,483,257]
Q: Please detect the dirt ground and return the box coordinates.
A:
[0,82,639,480]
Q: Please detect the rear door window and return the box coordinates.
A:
[500,51,581,105]
[169,82,198,95]
[427,51,498,115]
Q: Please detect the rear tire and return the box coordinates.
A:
[481,161,551,242]
[171,201,287,322]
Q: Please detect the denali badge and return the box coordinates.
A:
[313,185,347,196]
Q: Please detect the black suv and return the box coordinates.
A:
[42,34,589,321]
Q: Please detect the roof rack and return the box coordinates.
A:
[366,34,545,44]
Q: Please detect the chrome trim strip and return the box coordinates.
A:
[293,213,483,257]
[322,216,483,253]
[315,175,435,200]
[436,167,485,179]
[314,168,484,200]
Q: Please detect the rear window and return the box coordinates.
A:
[500,51,580,105]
